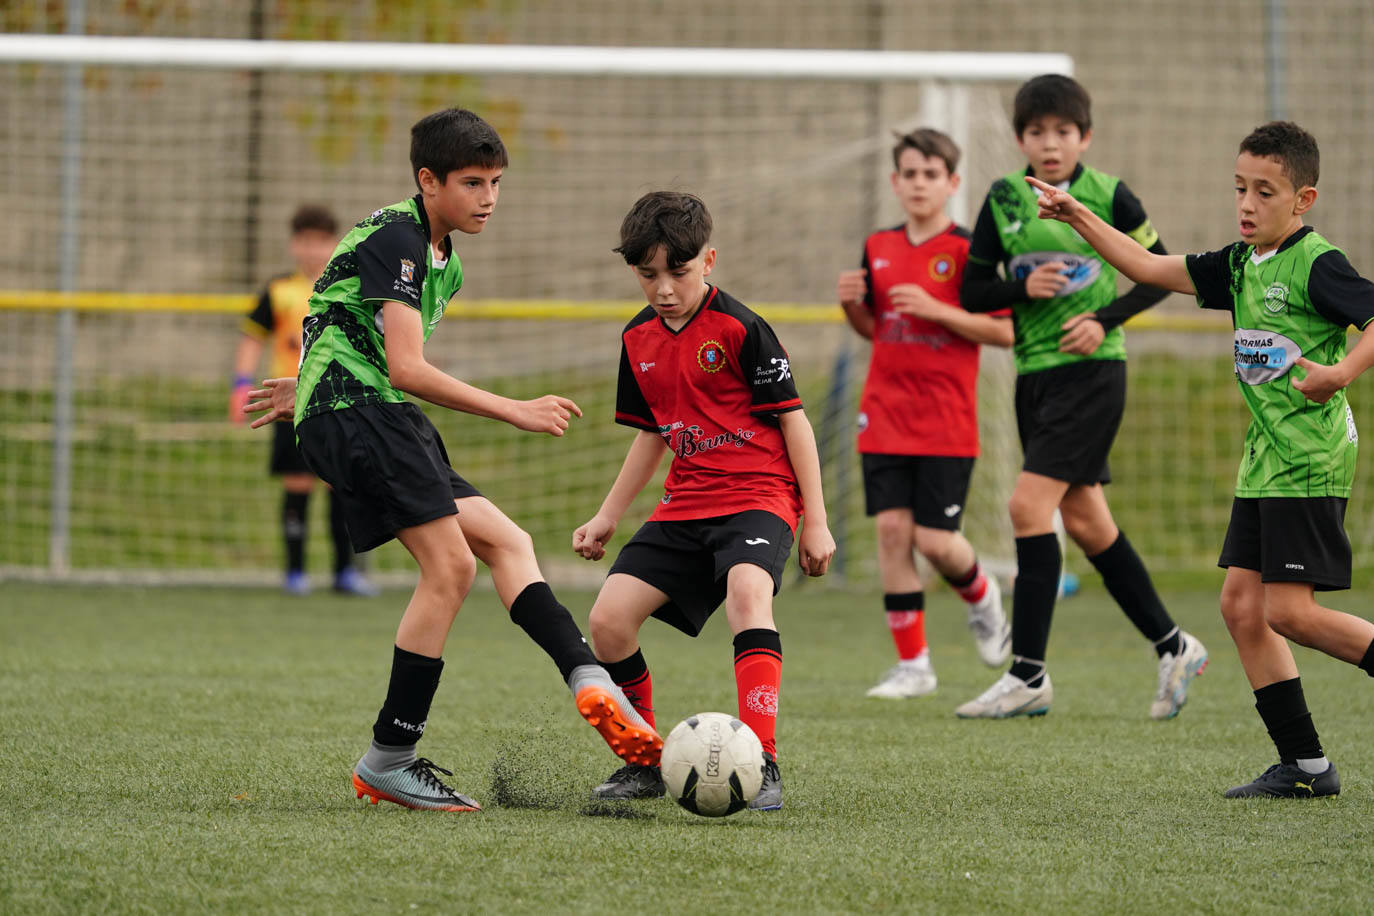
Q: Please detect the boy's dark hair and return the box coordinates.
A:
[614,191,713,268]
[1012,74,1092,136]
[1239,121,1320,190]
[409,108,508,190]
[289,203,337,236]
[891,127,961,174]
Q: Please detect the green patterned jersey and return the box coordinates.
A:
[1186,226,1374,498]
[968,165,1159,374]
[295,195,464,424]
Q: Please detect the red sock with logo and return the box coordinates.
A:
[884,591,926,661]
[733,628,782,759]
[602,648,655,730]
[945,561,989,605]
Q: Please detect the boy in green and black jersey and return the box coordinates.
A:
[1030,120,1374,797]
[246,109,660,811]
[958,74,1207,721]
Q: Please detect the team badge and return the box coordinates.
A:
[697,339,726,373]
[1264,283,1288,314]
[928,254,955,282]
[400,258,415,283]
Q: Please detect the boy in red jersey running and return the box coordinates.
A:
[838,128,1013,699]
[573,191,836,810]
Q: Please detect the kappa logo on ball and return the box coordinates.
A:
[697,339,726,373]
[746,684,778,717]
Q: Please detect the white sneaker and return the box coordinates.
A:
[955,671,1052,718]
[1150,631,1209,720]
[865,654,937,698]
[967,577,1011,667]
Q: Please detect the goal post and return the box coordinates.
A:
[0,35,1070,587]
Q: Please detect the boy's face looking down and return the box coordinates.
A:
[631,243,716,329]
[1017,114,1092,186]
[288,228,337,280]
[419,165,502,238]
[1233,152,1317,254]
[890,148,959,224]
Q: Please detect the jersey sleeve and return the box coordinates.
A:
[741,316,802,415]
[1185,244,1243,312]
[241,286,274,338]
[357,221,427,309]
[1110,181,1161,249]
[1309,250,1374,330]
[613,341,658,432]
[966,192,1005,268]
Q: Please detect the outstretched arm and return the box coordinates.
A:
[778,409,835,577]
[383,301,582,436]
[889,284,1014,348]
[1027,175,1195,294]
[573,430,670,560]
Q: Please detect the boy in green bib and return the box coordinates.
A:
[1029,120,1374,798]
[958,75,1207,721]
[247,109,660,811]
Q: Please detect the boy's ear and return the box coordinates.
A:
[702,247,717,276]
[1078,127,1093,151]
[416,166,439,195]
[948,171,962,193]
[1294,185,1318,216]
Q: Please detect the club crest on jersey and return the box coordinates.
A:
[1264,283,1289,314]
[928,255,955,282]
[400,259,416,283]
[697,339,726,373]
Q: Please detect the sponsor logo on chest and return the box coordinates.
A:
[1233,327,1302,385]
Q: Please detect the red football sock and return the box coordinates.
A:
[733,629,782,759]
[947,561,989,605]
[884,591,926,661]
[602,648,656,730]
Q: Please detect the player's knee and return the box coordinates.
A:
[587,602,631,654]
[426,545,477,602]
[1218,587,1261,634]
[914,527,955,566]
[874,513,914,553]
[1007,492,1048,533]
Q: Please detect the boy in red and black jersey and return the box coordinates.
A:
[837,129,1014,700]
[574,191,835,810]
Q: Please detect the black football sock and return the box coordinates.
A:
[509,581,599,682]
[1087,532,1179,656]
[282,491,309,573]
[1254,677,1323,764]
[372,645,444,747]
[1008,533,1060,686]
[1360,638,1374,678]
[329,492,354,575]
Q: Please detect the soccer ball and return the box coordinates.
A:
[660,712,764,817]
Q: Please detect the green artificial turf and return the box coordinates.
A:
[2,581,1371,914]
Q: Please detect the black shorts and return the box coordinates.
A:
[608,510,795,637]
[1218,496,1351,591]
[295,402,481,552]
[1015,359,1126,485]
[269,420,313,475]
[860,454,975,530]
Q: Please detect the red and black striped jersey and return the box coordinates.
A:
[856,223,996,457]
[615,285,804,528]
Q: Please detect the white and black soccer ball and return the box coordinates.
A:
[660,712,764,817]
